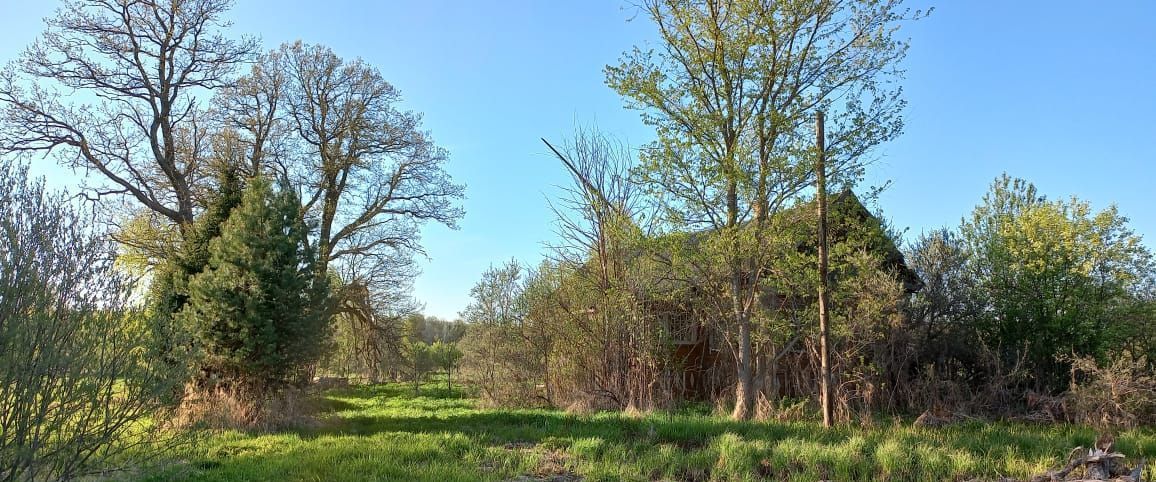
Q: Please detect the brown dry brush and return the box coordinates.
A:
[526,130,674,412]
[170,384,321,432]
[531,264,672,412]
[1065,354,1156,429]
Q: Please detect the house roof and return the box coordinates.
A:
[813,189,923,293]
[645,189,923,294]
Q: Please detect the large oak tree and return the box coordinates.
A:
[215,42,465,376]
[0,0,255,232]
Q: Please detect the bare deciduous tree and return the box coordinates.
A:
[0,0,255,232]
[215,42,465,377]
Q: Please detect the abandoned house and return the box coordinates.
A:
[647,189,923,401]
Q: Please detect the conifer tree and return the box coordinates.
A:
[181,175,330,392]
[149,166,244,389]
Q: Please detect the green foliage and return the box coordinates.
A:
[458,260,550,406]
[430,341,464,390]
[179,175,331,391]
[319,277,414,382]
[405,313,467,344]
[149,166,245,382]
[461,259,527,327]
[0,163,178,481]
[606,0,921,419]
[606,0,917,231]
[960,174,1154,390]
[114,210,182,276]
[408,341,434,382]
[906,228,977,341]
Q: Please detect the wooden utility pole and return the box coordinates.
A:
[816,111,833,428]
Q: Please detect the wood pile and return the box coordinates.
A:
[1027,435,1146,482]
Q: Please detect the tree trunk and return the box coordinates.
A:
[732,282,754,420]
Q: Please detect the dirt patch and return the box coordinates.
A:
[503,476,582,482]
[533,449,572,477]
[499,445,583,482]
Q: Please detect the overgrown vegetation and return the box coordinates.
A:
[605,0,922,421]
[1,0,1153,479]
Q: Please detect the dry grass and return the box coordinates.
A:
[169,385,320,432]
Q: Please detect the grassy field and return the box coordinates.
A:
[132,382,1156,482]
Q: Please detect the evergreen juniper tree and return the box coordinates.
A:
[180,175,331,392]
[148,166,244,392]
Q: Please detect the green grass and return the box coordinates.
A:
[131,383,1156,481]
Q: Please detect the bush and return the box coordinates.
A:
[0,164,178,481]
[1065,354,1156,428]
[459,323,548,407]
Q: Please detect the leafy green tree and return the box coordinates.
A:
[461,259,528,327]
[180,175,330,393]
[403,314,467,344]
[408,341,435,394]
[606,0,921,419]
[962,174,1154,391]
[430,341,464,391]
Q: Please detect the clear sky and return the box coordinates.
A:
[2,1,1154,320]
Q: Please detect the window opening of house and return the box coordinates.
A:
[663,310,697,345]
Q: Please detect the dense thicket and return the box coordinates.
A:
[903,175,1155,416]
[463,163,1156,425]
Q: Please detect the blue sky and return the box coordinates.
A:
[2,1,1154,320]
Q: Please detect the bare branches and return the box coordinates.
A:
[219,42,464,296]
[0,0,257,229]
[205,42,465,375]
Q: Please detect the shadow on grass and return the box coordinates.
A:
[307,386,1112,465]
[311,396,360,414]
[154,384,1156,482]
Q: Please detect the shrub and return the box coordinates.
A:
[459,323,548,407]
[0,163,178,481]
[1065,354,1156,428]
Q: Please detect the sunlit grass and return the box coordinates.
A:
[129,382,1156,481]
